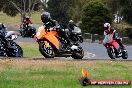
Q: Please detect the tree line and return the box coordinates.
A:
[0,0,132,35]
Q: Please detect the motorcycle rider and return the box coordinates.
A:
[0,23,11,48]
[68,20,76,31]
[103,22,123,56]
[22,16,32,30]
[41,12,77,51]
[67,20,77,35]
[0,23,7,38]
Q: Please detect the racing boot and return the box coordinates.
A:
[71,45,78,50]
[117,48,122,57]
[116,39,124,49]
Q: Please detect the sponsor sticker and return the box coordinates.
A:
[80,68,131,86]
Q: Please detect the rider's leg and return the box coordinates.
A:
[116,39,124,48]
[111,40,122,55]
[57,30,71,51]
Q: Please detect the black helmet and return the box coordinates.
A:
[0,23,5,29]
[68,20,75,29]
[41,12,51,23]
[0,23,6,36]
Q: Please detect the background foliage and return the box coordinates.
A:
[0,0,132,37]
[80,0,112,34]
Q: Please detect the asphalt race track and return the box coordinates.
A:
[16,36,132,60]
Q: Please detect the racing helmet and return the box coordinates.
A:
[104,23,111,30]
[0,23,5,29]
[25,16,30,21]
[41,12,51,23]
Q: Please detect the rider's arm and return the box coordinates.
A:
[104,30,109,35]
[29,20,32,24]
[51,20,61,31]
[112,29,120,39]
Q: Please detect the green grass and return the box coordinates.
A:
[17,42,43,58]
[0,12,42,31]
[0,60,131,88]
[11,42,132,88]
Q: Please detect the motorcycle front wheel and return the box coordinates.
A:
[107,47,116,59]
[39,41,55,58]
[6,43,23,57]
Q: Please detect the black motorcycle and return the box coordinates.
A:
[68,26,83,43]
[0,31,23,57]
[19,24,36,38]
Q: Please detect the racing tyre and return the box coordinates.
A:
[6,44,23,57]
[107,47,116,59]
[39,41,55,58]
[122,49,128,59]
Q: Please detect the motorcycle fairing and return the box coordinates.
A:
[44,31,60,49]
[44,41,50,47]
[36,26,47,39]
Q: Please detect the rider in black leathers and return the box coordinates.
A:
[0,23,7,39]
[67,20,76,32]
[41,12,71,46]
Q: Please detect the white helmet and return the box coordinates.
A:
[104,23,111,28]
[104,23,111,30]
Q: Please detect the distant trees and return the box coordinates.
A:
[80,0,112,34]
[40,0,48,10]
[0,0,132,30]
[47,0,78,28]
[0,0,41,18]
[106,0,132,24]
[120,0,132,24]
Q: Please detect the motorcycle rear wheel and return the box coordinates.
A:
[6,44,23,57]
[122,49,128,59]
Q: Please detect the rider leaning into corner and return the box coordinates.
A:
[0,23,7,38]
[21,16,32,30]
[67,20,77,32]
[40,12,78,51]
[0,23,14,45]
[0,23,17,40]
[103,22,124,56]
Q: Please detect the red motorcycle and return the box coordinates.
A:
[104,33,128,59]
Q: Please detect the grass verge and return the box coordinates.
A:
[0,60,131,88]
[16,42,43,58]
[0,42,131,88]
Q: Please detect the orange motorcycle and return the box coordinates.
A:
[34,24,84,59]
